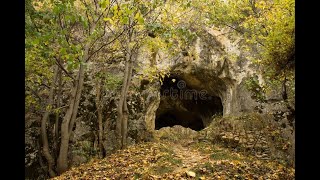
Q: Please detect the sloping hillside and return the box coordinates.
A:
[53,125,294,179]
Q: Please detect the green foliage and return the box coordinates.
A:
[175,27,197,45]
[210,150,241,161]
[244,76,266,103]
[104,73,123,91]
[25,2,295,179]
[139,66,170,85]
[204,0,295,82]
[100,0,110,9]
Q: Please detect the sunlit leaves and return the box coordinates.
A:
[99,0,110,9]
[203,0,294,90]
[103,73,123,91]
[103,17,112,23]
[245,75,266,103]
[134,11,144,24]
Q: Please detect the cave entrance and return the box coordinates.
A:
[156,110,204,131]
[155,75,223,131]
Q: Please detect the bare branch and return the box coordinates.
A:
[105,23,128,53]
[89,21,108,53]
[86,29,125,62]
[215,19,265,47]
[53,56,75,81]
[26,86,42,102]
[85,19,138,62]
[93,0,114,26]
[86,10,92,34]
[58,13,71,46]
[93,0,98,12]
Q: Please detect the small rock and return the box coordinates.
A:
[246,145,253,149]
[261,157,271,160]
[234,137,240,142]
[186,171,196,177]
[256,143,262,148]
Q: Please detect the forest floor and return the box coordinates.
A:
[52,138,294,180]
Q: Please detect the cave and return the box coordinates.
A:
[155,75,223,131]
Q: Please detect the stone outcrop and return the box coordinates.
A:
[83,27,294,163]
[132,28,262,133]
[198,113,294,165]
[154,125,199,143]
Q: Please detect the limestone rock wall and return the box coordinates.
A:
[132,28,263,132]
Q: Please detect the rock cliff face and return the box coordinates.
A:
[124,28,294,166]
[130,28,262,135]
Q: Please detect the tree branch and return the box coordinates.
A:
[86,27,128,62]
[86,10,92,34]
[58,13,71,46]
[53,56,75,81]
[89,21,107,54]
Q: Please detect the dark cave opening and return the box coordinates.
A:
[155,75,223,131]
[156,110,205,131]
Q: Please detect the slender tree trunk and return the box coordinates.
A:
[117,22,134,149]
[38,139,47,175]
[282,76,288,101]
[56,18,97,173]
[103,100,113,151]
[53,67,62,158]
[56,66,82,174]
[41,66,59,177]
[121,70,129,148]
[121,53,133,149]
[121,48,131,148]
[95,79,105,158]
[116,58,129,148]
[68,70,85,135]
[56,41,89,174]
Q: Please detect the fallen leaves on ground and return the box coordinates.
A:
[52,140,294,180]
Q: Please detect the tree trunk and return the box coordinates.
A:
[56,67,82,174]
[121,73,129,148]
[56,42,89,174]
[68,70,85,135]
[282,77,288,101]
[121,53,133,149]
[53,67,62,158]
[41,65,59,177]
[117,23,133,149]
[95,79,105,158]
[116,58,129,148]
[37,139,47,175]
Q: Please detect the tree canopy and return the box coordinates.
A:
[25,0,295,178]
